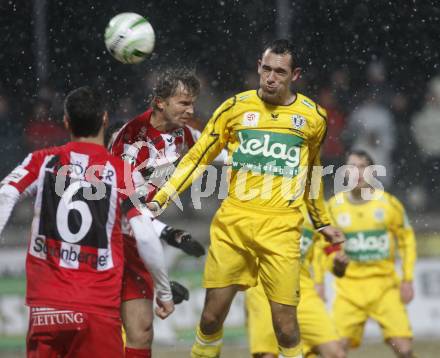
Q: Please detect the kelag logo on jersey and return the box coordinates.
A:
[344,230,390,262]
[232,129,303,177]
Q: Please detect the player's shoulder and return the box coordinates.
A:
[327,192,344,208]
[381,191,404,211]
[295,92,327,122]
[29,144,67,163]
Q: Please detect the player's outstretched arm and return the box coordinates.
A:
[0,185,20,237]
[152,97,235,210]
[129,213,174,319]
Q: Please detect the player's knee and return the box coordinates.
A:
[387,338,413,358]
[316,341,346,358]
[200,310,222,333]
[273,323,300,348]
[324,345,346,358]
[125,321,154,348]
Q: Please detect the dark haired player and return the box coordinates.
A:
[150,39,344,358]
[0,87,174,357]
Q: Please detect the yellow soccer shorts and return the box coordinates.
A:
[204,198,303,306]
[246,277,339,355]
[333,275,413,348]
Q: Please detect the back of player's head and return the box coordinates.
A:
[151,67,200,108]
[64,86,104,137]
[346,149,375,166]
[262,39,301,69]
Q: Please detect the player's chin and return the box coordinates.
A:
[260,91,280,105]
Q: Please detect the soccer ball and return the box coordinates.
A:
[104,12,155,64]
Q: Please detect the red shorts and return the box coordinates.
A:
[27,307,123,358]
[122,235,154,302]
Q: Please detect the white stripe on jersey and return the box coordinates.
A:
[29,155,55,260]
[59,242,81,269]
[69,152,89,179]
[102,161,117,271]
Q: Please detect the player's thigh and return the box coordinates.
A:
[204,206,258,288]
[122,241,155,302]
[298,287,339,350]
[121,298,154,339]
[246,282,278,355]
[332,294,368,348]
[257,213,303,306]
[27,331,65,358]
[70,313,124,358]
[371,285,413,341]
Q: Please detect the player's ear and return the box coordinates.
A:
[291,67,302,83]
[63,115,70,131]
[155,97,165,111]
[257,59,262,75]
[102,111,109,129]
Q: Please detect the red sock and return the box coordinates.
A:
[125,347,151,358]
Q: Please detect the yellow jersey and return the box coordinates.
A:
[153,90,330,228]
[328,191,416,280]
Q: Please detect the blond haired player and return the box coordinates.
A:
[149,39,344,358]
[328,150,416,357]
[246,209,348,358]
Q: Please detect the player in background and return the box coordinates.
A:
[0,86,174,357]
[328,150,416,357]
[110,68,217,358]
[150,39,344,358]
[246,208,348,358]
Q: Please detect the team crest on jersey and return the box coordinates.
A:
[242,112,260,127]
[374,208,385,222]
[291,115,306,130]
[337,213,351,227]
[270,113,279,120]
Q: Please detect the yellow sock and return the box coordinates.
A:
[279,342,302,358]
[190,325,223,358]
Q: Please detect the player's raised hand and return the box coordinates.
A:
[155,297,175,319]
[160,226,206,257]
[400,281,415,304]
[319,225,345,245]
[333,251,349,277]
[146,201,162,217]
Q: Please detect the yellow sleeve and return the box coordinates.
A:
[304,105,331,229]
[390,195,417,281]
[311,236,327,284]
[153,97,236,208]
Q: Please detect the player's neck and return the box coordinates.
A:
[150,111,172,132]
[70,135,104,147]
[348,189,366,204]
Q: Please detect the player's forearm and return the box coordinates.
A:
[153,139,221,208]
[151,218,167,236]
[0,185,20,236]
[401,230,417,281]
[304,151,331,229]
[129,214,172,301]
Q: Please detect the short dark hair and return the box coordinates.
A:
[262,39,301,69]
[346,149,375,166]
[151,68,200,108]
[64,86,104,137]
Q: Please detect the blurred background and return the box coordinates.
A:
[0,0,439,356]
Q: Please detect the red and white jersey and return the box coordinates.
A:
[110,108,201,200]
[2,142,142,318]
